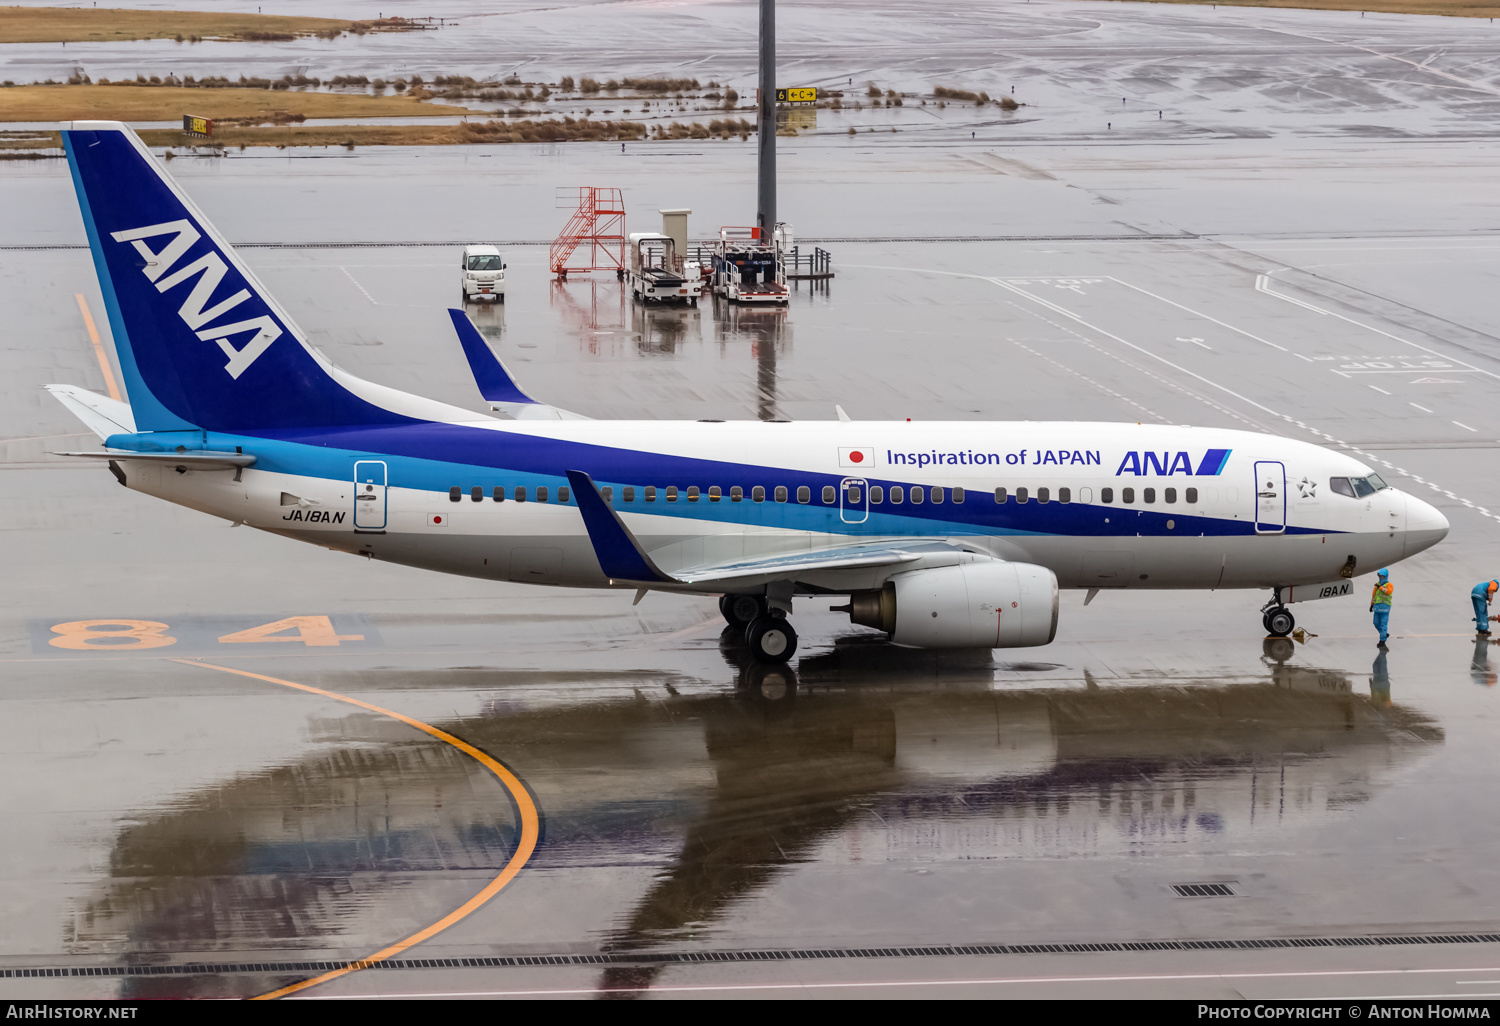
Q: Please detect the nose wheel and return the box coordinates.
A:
[1263,606,1295,638]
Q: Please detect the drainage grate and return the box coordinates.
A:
[1172,882,1238,898]
[7,928,1500,980]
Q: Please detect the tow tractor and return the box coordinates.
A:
[709,224,790,305]
[626,232,703,305]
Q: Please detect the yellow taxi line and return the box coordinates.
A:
[169,658,540,1001]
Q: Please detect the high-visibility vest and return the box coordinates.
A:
[1475,581,1500,600]
[1372,582,1393,606]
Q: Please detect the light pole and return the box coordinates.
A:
[756,0,775,237]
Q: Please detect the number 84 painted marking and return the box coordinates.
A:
[49,616,363,650]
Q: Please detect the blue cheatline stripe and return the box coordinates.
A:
[1196,448,1232,476]
[62,131,193,432]
[101,426,1342,540]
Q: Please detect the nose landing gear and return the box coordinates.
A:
[1261,588,1295,638]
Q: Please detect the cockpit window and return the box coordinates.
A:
[1352,477,1376,498]
[467,254,503,270]
[1367,473,1388,491]
[1330,477,1356,498]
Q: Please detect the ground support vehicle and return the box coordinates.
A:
[461,244,506,303]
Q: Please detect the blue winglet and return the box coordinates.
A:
[566,470,674,584]
[447,308,538,405]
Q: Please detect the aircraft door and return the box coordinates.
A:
[354,460,387,530]
[1254,460,1286,535]
[841,478,869,524]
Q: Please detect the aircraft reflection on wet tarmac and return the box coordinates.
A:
[73,638,1440,999]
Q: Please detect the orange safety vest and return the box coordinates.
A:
[1372,582,1393,607]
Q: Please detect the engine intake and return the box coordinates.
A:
[839,562,1059,649]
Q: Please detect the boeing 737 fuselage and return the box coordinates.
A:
[46,123,1449,663]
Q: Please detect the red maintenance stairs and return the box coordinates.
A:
[550,187,627,281]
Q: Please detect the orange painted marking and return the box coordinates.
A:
[74,294,121,402]
[171,659,540,1001]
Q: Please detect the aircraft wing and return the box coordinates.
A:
[566,470,964,587]
[447,309,589,420]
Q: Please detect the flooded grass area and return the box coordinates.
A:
[1091,0,1500,17]
[0,84,479,123]
[0,7,424,45]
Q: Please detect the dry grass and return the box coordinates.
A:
[0,85,478,123]
[0,7,384,44]
[138,117,649,148]
[1087,0,1500,16]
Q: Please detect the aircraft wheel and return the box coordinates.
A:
[746,614,797,664]
[719,593,766,628]
[1266,606,1295,637]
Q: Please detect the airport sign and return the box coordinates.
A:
[182,115,213,137]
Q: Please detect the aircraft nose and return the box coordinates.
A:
[1404,493,1450,558]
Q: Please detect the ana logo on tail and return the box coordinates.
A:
[110,219,282,379]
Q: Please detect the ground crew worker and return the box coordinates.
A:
[1370,568,1392,646]
[1473,578,1500,634]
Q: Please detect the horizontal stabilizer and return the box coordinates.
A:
[448,309,588,420]
[45,384,136,439]
[53,449,255,471]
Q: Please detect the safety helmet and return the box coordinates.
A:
[1378,568,1389,578]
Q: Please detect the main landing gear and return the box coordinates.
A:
[719,594,798,664]
[1261,589,1295,638]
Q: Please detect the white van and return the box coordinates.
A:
[461,244,506,303]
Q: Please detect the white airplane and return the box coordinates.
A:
[47,122,1449,663]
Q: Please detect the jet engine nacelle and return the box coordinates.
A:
[841,561,1059,649]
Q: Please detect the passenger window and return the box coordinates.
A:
[930,487,944,505]
[537,485,549,503]
[493,486,504,502]
[952,486,964,503]
[1122,487,1135,504]
[687,486,700,502]
[910,486,924,505]
[645,486,657,502]
[869,485,884,504]
[730,486,743,502]
[449,486,461,502]
[515,486,527,502]
[559,486,570,503]
[822,485,836,504]
[1165,487,1176,504]
[708,486,722,502]
[623,486,635,503]
[847,485,862,504]
[1037,487,1049,504]
[666,486,678,502]
[890,485,904,504]
[1143,488,1155,504]
[1352,477,1375,498]
[1186,487,1198,504]
[1059,487,1071,504]
[994,487,1007,504]
[797,486,810,503]
[752,486,765,502]
[598,487,609,504]
[1016,487,1029,504]
[775,485,788,503]
[1330,477,1356,498]
[1080,487,1092,503]
[471,486,483,502]
[1101,487,1113,504]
